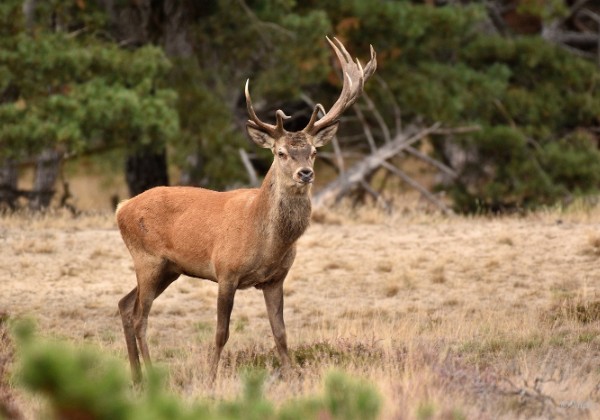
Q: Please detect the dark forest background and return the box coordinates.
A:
[2,0,600,213]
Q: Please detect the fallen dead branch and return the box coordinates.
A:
[312,123,445,210]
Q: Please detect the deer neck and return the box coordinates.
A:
[256,164,312,249]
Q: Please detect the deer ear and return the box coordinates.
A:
[246,124,275,149]
[312,122,339,148]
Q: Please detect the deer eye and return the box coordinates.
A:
[277,151,287,160]
[311,150,317,158]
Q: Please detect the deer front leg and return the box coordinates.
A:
[209,280,237,383]
[262,279,292,370]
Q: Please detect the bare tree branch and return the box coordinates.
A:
[239,148,259,187]
[559,0,593,27]
[380,160,452,214]
[431,125,481,135]
[330,135,345,174]
[312,123,441,209]
[576,9,600,67]
[359,179,392,212]
[404,146,458,179]
[353,104,377,153]
[375,75,402,136]
[236,0,295,46]
[360,92,392,143]
[485,0,510,36]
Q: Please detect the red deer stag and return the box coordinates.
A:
[116,37,376,383]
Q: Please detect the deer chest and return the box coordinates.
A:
[236,247,297,289]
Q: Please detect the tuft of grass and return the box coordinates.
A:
[293,340,384,368]
[543,298,600,325]
[443,299,461,307]
[582,234,600,256]
[375,261,393,273]
[416,400,436,420]
[320,371,381,420]
[431,265,446,284]
[383,281,400,297]
[293,342,346,367]
[89,247,116,260]
[458,334,544,362]
[400,270,416,290]
[0,209,115,230]
[0,312,23,420]
[577,331,598,344]
[323,261,343,270]
[221,345,279,370]
[234,316,249,333]
[310,209,342,225]
[12,238,56,255]
[167,308,185,316]
[59,309,83,319]
[60,264,79,277]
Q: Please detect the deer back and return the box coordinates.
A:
[116,186,270,280]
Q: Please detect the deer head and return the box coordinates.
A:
[245,37,377,190]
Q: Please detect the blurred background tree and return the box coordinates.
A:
[1,0,599,213]
[0,0,179,209]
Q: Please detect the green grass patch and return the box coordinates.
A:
[458,334,544,362]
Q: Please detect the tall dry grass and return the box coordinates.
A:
[1,203,600,418]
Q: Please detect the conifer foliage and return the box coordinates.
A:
[316,1,600,211]
[0,0,178,161]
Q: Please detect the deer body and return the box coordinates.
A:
[117,37,376,383]
[117,166,310,288]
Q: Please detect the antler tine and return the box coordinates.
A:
[245,79,288,136]
[305,103,323,129]
[364,45,377,80]
[329,36,352,65]
[245,79,271,130]
[275,110,291,128]
[303,37,377,134]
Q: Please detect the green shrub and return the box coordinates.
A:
[13,322,381,420]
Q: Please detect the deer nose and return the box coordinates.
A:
[298,168,314,183]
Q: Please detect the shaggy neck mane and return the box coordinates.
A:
[256,164,311,248]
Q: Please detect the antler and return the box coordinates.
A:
[245,79,291,138]
[303,36,377,134]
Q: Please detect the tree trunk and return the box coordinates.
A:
[97,0,197,195]
[0,160,18,210]
[125,148,169,197]
[179,153,205,186]
[29,149,62,211]
[22,0,37,30]
[23,0,60,212]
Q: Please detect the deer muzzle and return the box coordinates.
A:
[296,168,314,184]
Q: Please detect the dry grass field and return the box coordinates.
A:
[1,204,600,419]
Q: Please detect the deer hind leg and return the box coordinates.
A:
[119,260,179,382]
[209,280,238,383]
[133,282,156,369]
[128,258,180,378]
[262,279,291,369]
[118,287,142,383]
